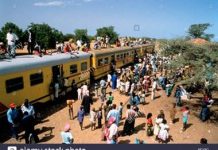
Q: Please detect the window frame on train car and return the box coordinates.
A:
[81,62,88,71]
[104,57,109,64]
[30,72,43,86]
[70,64,78,74]
[5,77,24,93]
[98,58,103,66]
[131,51,134,55]
[120,53,124,59]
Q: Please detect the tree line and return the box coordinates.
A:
[0,22,118,49]
[158,23,217,93]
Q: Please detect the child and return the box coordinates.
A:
[182,106,190,131]
[107,92,114,105]
[101,122,109,141]
[158,119,169,143]
[146,113,153,136]
[104,101,112,123]
[77,87,82,101]
[97,107,103,128]
[159,110,165,120]
[77,106,85,130]
[139,91,146,104]
[90,108,97,131]
[67,100,74,120]
[154,114,163,141]
[118,102,123,120]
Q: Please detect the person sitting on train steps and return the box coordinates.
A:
[21,99,35,118]
[7,103,21,140]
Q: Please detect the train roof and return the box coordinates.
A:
[0,51,91,75]
[89,44,154,56]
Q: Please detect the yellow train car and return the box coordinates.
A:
[89,47,135,80]
[0,52,91,117]
[89,44,154,80]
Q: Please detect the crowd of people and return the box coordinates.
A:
[0,28,154,59]
[56,53,214,144]
[4,35,215,144]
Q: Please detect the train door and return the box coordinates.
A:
[110,54,116,73]
[52,65,60,81]
[134,50,139,63]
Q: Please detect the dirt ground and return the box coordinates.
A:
[3,82,218,144]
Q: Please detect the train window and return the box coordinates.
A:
[104,57,109,64]
[81,62,88,71]
[30,72,43,86]
[6,77,24,93]
[70,64,77,74]
[120,54,123,59]
[98,58,104,66]
[116,55,120,60]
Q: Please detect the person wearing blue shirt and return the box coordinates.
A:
[7,103,20,140]
[107,104,120,126]
[129,93,140,106]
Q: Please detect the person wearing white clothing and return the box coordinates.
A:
[6,29,18,58]
[54,82,59,101]
[125,80,130,95]
[151,78,157,100]
[107,73,112,87]
[77,87,82,100]
[158,120,169,143]
[106,117,118,144]
[21,99,35,117]
[76,40,82,50]
[153,115,163,141]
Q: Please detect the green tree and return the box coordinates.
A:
[160,39,218,93]
[0,22,24,44]
[96,26,118,44]
[27,23,63,49]
[188,23,214,41]
[74,29,90,43]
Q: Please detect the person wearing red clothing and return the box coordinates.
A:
[146,113,153,136]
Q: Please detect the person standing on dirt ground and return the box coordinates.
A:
[182,106,190,131]
[22,111,39,144]
[77,106,85,130]
[6,29,18,58]
[7,103,20,141]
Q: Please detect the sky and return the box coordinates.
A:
[0,0,218,40]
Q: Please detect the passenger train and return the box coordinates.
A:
[0,44,154,117]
